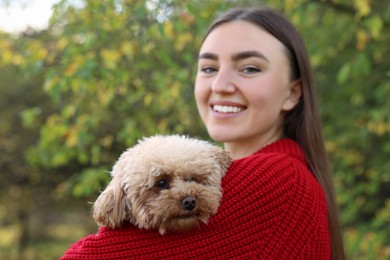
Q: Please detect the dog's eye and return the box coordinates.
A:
[186,178,196,183]
[156,179,169,189]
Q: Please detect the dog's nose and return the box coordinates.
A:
[182,196,196,211]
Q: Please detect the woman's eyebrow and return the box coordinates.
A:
[232,51,269,62]
[198,52,218,60]
[198,51,269,62]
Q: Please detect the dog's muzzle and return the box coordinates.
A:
[182,196,196,211]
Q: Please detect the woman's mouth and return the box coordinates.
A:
[212,105,245,113]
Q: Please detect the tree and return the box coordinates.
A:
[0,28,82,258]
[287,1,390,257]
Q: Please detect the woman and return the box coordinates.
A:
[61,6,345,260]
[195,7,345,259]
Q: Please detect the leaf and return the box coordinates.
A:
[337,63,351,84]
[163,21,174,37]
[354,0,371,17]
[21,107,41,128]
[356,29,368,50]
[100,48,121,69]
[353,53,371,75]
[65,125,79,147]
[72,167,111,197]
[366,15,383,39]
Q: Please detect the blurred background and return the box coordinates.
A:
[0,0,389,259]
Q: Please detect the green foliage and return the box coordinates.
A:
[30,0,208,170]
[1,0,389,258]
[293,1,390,257]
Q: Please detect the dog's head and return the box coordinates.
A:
[93,135,232,235]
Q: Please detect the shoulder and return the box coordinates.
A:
[221,139,330,257]
[226,139,318,189]
[223,138,327,219]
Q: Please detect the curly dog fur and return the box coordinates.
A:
[93,135,232,235]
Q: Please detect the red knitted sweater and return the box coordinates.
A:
[61,139,331,259]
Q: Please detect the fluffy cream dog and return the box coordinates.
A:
[93,135,232,235]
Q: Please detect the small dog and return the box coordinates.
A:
[93,135,232,235]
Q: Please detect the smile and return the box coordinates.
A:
[213,105,244,113]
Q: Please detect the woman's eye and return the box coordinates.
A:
[156,179,169,189]
[242,66,261,74]
[201,66,217,74]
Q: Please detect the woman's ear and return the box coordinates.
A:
[282,79,302,111]
[93,179,131,229]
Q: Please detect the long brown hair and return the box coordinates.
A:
[203,7,345,260]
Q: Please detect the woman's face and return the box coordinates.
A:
[195,21,301,159]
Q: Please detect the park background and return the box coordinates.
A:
[0,0,389,259]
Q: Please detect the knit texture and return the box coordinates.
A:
[61,139,331,259]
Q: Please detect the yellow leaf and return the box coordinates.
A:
[100,135,114,148]
[356,29,368,50]
[100,49,121,68]
[27,41,46,60]
[132,78,143,89]
[285,0,299,11]
[142,42,155,55]
[120,41,134,57]
[63,105,76,119]
[43,77,56,93]
[163,21,174,37]
[65,126,78,147]
[175,32,193,51]
[1,49,13,64]
[144,93,153,106]
[354,0,371,17]
[0,38,11,49]
[157,119,168,132]
[0,225,18,247]
[367,121,387,136]
[367,15,383,39]
[325,141,337,153]
[56,38,69,51]
[11,54,24,65]
[37,48,48,59]
[170,81,180,99]
[65,63,78,76]
[345,150,364,165]
[98,88,114,106]
[0,39,13,65]
[350,92,364,105]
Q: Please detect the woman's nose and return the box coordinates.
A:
[211,69,236,94]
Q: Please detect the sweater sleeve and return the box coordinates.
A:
[224,151,331,259]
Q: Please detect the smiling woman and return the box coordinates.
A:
[195,20,301,159]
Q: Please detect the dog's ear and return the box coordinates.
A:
[211,147,232,177]
[92,179,131,229]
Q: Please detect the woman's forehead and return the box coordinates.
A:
[199,21,288,62]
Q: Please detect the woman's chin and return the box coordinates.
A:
[207,130,234,144]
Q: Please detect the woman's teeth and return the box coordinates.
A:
[213,105,243,113]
